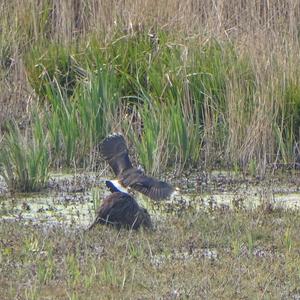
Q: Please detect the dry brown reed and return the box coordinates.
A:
[1,0,300,173]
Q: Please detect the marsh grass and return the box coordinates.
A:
[1,209,300,299]
[91,188,101,213]
[1,2,300,299]
[0,116,49,192]
[1,0,300,183]
[25,44,80,100]
[39,62,120,168]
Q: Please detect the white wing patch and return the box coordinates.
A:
[109,179,129,194]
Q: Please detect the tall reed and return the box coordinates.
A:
[37,59,120,167]
[2,0,300,179]
[0,115,49,192]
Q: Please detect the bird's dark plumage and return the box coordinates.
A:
[105,180,122,193]
[88,192,152,230]
[99,133,175,200]
[99,133,133,176]
[119,168,174,200]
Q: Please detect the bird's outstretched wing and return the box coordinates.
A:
[120,168,175,200]
[99,133,133,176]
[99,133,176,201]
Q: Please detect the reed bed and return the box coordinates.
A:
[1,0,300,190]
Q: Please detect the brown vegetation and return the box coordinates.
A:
[1,1,300,174]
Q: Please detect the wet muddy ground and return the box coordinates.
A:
[1,170,300,227]
[1,170,300,299]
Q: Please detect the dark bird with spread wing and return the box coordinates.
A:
[99,133,178,200]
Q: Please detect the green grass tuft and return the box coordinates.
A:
[0,116,49,192]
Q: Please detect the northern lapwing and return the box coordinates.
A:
[99,133,178,201]
[88,191,152,230]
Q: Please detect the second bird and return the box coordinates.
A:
[99,133,177,200]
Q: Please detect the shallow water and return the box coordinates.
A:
[0,171,300,227]
[0,173,103,228]
[0,192,95,227]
